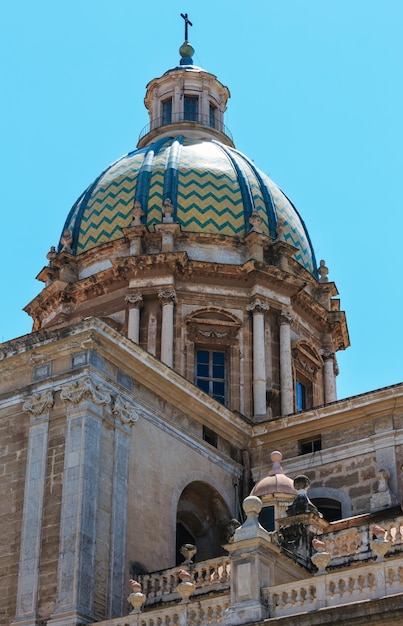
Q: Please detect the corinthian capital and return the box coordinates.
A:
[322,349,335,362]
[279,310,293,326]
[246,299,269,315]
[158,290,177,306]
[112,396,139,427]
[125,293,143,308]
[23,390,54,417]
[61,374,111,406]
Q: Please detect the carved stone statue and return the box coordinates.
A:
[60,229,73,254]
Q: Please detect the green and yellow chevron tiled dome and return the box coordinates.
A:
[59,136,317,274]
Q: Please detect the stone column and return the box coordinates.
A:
[49,374,111,626]
[323,350,337,403]
[126,293,143,344]
[279,311,294,416]
[158,290,176,368]
[246,299,269,418]
[12,391,54,626]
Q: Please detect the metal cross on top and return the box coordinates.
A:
[180,12,193,41]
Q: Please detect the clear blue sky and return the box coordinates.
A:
[1,1,402,400]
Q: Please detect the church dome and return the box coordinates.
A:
[59,136,317,274]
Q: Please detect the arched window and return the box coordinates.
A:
[308,487,351,521]
[311,497,342,522]
[176,481,232,564]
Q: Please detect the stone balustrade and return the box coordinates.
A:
[96,594,229,625]
[264,555,403,618]
[138,556,231,606]
[323,514,403,567]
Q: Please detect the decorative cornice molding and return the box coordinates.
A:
[112,396,139,427]
[60,374,111,406]
[23,390,54,416]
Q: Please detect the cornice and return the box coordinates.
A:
[0,317,252,447]
[251,383,403,446]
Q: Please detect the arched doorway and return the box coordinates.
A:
[176,481,232,565]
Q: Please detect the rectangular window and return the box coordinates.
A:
[184,95,198,122]
[299,436,322,456]
[195,349,226,405]
[295,380,307,411]
[209,103,216,128]
[203,425,218,448]
[162,98,172,125]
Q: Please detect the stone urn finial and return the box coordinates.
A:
[180,543,197,564]
[371,525,390,561]
[176,569,195,603]
[127,579,146,614]
[311,538,331,575]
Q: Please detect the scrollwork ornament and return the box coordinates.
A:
[125,293,143,308]
[322,349,335,362]
[158,290,177,306]
[60,374,111,406]
[246,299,269,315]
[112,396,139,427]
[23,390,54,417]
[197,329,229,339]
[279,310,293,326]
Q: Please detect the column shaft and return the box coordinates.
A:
[279,314,294,415]
[161,303,174,367]
[128,307,141,344]
[252,311,266,416]
[323,357,337,403]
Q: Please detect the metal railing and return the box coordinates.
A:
[138,114,233,143]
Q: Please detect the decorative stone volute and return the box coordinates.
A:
[112,396,139,427]
[60,374,111,406]
[23,390,54,417]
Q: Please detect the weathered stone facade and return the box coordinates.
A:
[1,25,403,626]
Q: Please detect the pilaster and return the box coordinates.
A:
[12,391,54,626]
[49,375,111,626]
[108,398,139,618]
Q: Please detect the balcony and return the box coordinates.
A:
[137,113,234,149]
